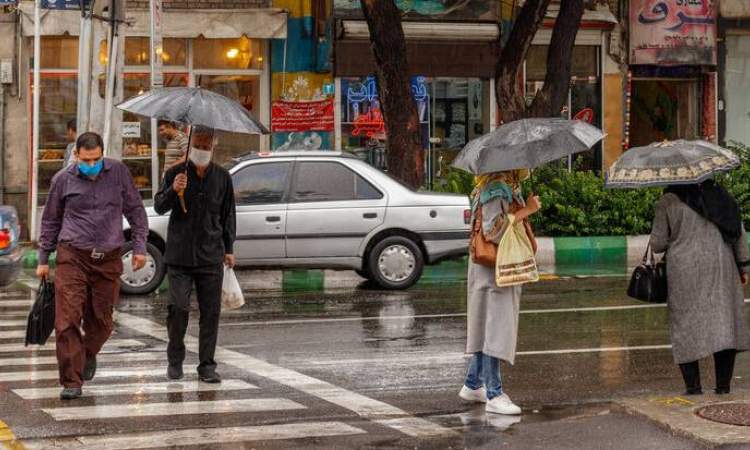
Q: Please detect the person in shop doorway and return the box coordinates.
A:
[154,126,236,383]
[37,132,149,400]
[62,119,77,166]
[158,120,189,177]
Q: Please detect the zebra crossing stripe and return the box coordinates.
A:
[43,398,306,421]
[21,422,366,450]
[0,351,171,369]
[13,379,258,400]
[0,320,26,327]
[0,339,145,354]
[115,312,457,438]
[0,330,48,340]
[0,367,168,382]
[0,301,33,308]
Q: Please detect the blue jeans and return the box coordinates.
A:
[464,352,502,400]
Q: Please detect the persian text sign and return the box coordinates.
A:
[630,0,717,65]
[272,99,335,132]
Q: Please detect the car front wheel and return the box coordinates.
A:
[120,242,166,295]
[367,236,424,290]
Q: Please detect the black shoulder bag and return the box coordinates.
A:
[627,243,667,303]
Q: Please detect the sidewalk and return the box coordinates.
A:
[617,390,750,448]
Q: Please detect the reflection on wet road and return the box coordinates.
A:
[0,275,731,449]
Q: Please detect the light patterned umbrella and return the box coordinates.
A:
[116,87,268,135]
[452,118,604,174]
[605,140,740,189]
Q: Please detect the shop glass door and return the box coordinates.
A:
[630,79,701,147]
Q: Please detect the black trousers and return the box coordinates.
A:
[166,264,223,376]
[679,349,737,393]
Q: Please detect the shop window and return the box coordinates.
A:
[117,73,188,198]
[233,162,291,205]
[99,38,188,67]
[193,37,265,71]
[631,80,700,147]
[292,162,382,202]
[197,75,261,165]
[525,45,598,81]
[35,74,78,205]
[726,35,750,146]
[39,37,78,70]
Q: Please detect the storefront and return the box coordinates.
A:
[627,0,718,148]
[718,0,750,146]
[19,6,285,208]
[334,20,499,188]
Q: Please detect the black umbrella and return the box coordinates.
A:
[25,278,55,346]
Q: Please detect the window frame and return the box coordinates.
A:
[289,160,384,204]
[232,160,294,206]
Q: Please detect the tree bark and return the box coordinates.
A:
[495,0,552,123]
[528,0,586,117]
[360,0,423,189]
[495,0,585,122]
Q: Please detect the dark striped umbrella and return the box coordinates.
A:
[116,87,269,135]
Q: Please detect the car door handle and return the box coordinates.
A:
[363,213,377,219]
[266,216,281,223]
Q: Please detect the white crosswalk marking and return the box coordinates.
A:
[0,351,170,368]
[0,320,26,327]
[22,422,367,450]
[0,300,32,308]
[116,312,457,438]
[0,366,169,382]
[0,339,145,354]
[13,379,258,400]
[43,398,306,420]
[0,330,49,340]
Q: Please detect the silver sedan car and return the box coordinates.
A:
[121,151,471,294]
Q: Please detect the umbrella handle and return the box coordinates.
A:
[178,190,188,214]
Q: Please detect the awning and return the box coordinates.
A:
[340,20,499,42]
[335,40,498,78]
[19,4,287,39]
[721,0,750,19]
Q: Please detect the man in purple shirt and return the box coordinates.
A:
[37,132,148,400]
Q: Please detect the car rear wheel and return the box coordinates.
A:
[120,242,166,296]
[367,236,424,290]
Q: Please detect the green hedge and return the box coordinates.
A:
[432,142,750,237]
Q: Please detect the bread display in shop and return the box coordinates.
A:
[137,144,151,156]
[133,175,149,188]
[40,150,64,160]
[123,143,138,156]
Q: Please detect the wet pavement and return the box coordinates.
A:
[0,271,747,448]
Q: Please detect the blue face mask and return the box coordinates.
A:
[78,159,103,177]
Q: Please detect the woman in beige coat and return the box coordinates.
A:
[459,170,540,415]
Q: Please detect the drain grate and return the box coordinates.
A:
[696,403,750,426]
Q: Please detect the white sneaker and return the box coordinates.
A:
[485,393,522,415]
[459,385,487,403]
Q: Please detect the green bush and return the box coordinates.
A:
[429,142,750,236]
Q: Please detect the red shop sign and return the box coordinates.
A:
[574,108,595,124]
[271,99,335,132]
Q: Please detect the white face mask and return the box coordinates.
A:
[189,148,212,167]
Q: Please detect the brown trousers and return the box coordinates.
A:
[54,244,122,388]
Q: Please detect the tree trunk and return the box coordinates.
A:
[495,0,552,123]
[528,0,586,117]
[360,0,424,188]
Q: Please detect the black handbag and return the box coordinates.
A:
[25,278,56,346]
[627,244,667,303]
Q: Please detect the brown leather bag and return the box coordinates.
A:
[470,201,537,268]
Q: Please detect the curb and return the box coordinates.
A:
[19,236,652,293]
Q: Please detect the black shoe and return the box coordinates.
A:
[60,387,82,400]
[715,388,731,395]
[83,356,97,381]
[199,372,222,384]
[167,365,184,380]
[684,388,703,395]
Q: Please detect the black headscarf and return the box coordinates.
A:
[665,180,743,245]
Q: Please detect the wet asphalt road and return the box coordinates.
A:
[0,273,744,449]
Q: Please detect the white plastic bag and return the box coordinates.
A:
[221,267,245,310]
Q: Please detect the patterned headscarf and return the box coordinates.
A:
[472,169,530,199]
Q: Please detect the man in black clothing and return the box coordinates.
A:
[154,127,236,383]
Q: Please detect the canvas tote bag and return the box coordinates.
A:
[495,214,539,287]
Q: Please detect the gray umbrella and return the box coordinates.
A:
[116,87,269,135]
[452,118,604,175]
[605,140,740,189]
